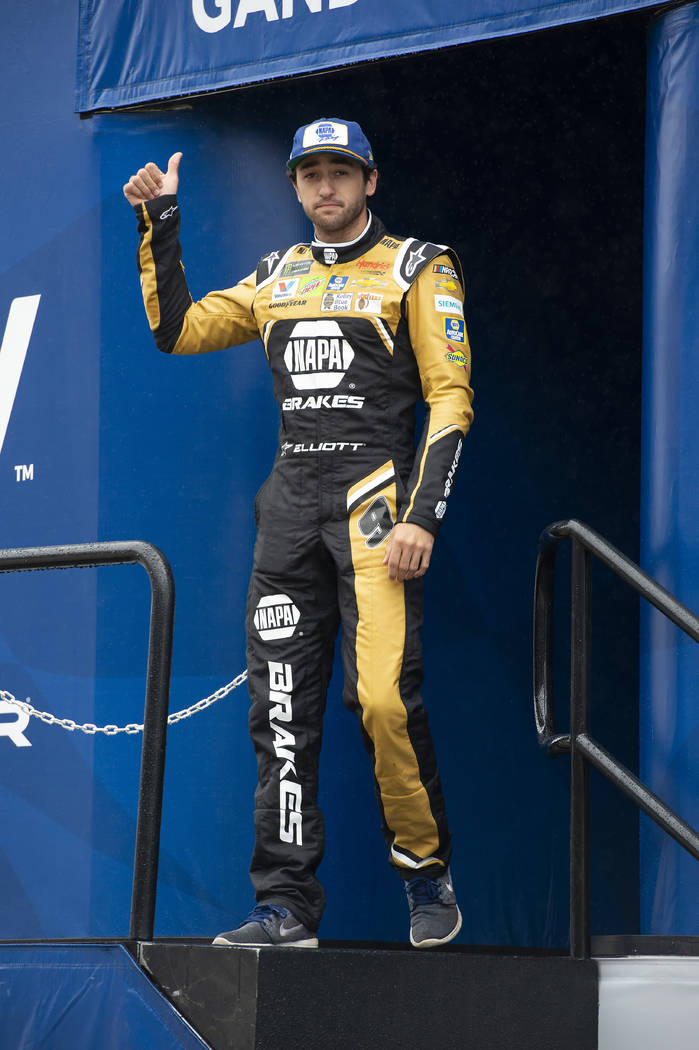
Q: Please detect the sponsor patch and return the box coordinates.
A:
[266,661,302,846]
[281,260,313,277]
[380,236,400,249]
[444,318,465,343]
[434,295,464,316]
[303,120,349,148]
[444,439,463,499]
[326,275,349,292]
[284,319,354,389]
[321,292,353,312]
[354,293,383,314]
[350,277,387,288]
[282,393,365,411]
[435,278,458,293]
[298,275,327,296]
[356,260,390,273]
[268,298,308,310]
[323,247,338,265]
[254,594,300,641]
[273,278,300,300]
[444,344,470,368]
[435,500,447,520]
[433,264,458,279]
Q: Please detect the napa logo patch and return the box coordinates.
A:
[326,275,349,292]
[444,317,465,343]
[303,121,349,148]
[254,594,301,641]
[284,319,354,389]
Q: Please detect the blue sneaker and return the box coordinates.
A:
[213,904,318,948]
[405,869,462,948]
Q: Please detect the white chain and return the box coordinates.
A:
[0,670,248,736]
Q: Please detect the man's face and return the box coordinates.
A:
[293,153,377,242]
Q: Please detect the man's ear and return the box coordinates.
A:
[366,169,379,198]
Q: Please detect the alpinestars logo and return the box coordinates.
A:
[254,594,300,640]
[268,662,302,845]
[261,250,280,275]
[284,320,354,390]
[0,295,41,457]
[405,244,427,277]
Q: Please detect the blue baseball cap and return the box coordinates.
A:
[287,118,375,171]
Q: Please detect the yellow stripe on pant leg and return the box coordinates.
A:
[348,481,441,868]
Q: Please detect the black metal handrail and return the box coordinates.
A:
[0,541,175,941]
[533,519,699,959]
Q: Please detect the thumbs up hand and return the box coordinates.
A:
[123,152,183,206]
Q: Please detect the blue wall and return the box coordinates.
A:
[640,1,699,936]
[0,3,646,944]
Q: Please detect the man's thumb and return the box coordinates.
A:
[167,152,182,176]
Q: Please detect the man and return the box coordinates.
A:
[124,118,474,949]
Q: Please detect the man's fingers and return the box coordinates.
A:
[383,523,434,582]
[122,163,164,204]
[141,163,164,194]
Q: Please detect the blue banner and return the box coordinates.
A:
[77,0,659,111]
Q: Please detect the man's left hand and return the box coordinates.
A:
[383,523,435,582]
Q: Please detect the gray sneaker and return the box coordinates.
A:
[213,904,318,948]
[405,869,462,948]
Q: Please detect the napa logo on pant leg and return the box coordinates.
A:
[254,593,301,640]
[284,319,354,390]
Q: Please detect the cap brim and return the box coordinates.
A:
[287,145,371,170]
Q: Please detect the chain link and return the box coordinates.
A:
[0,670,248,736]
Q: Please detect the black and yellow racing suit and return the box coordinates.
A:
[134,197,474,931]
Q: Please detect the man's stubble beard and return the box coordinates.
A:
[306,194,367,242]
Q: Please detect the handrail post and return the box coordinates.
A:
[570,537,591,959]
[129,546,175,941]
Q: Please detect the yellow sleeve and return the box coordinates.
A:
[400,252,474,533]
[171,272,259,355]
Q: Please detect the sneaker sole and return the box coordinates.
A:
[410,906,462,949]
[212,935,318,948]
